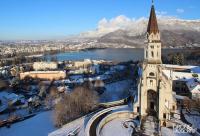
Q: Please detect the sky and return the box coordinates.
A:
[0,0,199,40]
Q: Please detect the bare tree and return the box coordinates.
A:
[183,97,200,112]
[191,98,200,112]
[53,86,98,127]
[183,97,191,111]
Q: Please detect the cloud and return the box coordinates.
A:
[97,15,135,33]
[95,15,178,35]
[176,8,184,13]
[79,14,183,38]
[156,10,168,16]
[79,16,140,37]
[78,10,200,38]
[155,10,176,19]
[79,15,147,37]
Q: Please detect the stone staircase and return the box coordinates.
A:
[142,116,159,136]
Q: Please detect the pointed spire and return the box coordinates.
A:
[147,1,159,35]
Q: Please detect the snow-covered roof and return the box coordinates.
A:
[186,78,200,94]
[0,91,24,112]
[162,64,199,71]
[54,79,72,84]
[162,69,200,82]
[110,65,126,71]
[22,71,65,74]
[4,93,18,100]
[0,91,21,101]
[175,94,186,100]
[190,67,200,73]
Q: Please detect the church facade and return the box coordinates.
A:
[134,2,177,126]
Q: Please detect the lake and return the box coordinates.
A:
[47,48,185,62]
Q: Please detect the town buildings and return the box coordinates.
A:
[33,62,58,71]
[20,71,66,80]
[162,67,200,98]
[73,59,92,68]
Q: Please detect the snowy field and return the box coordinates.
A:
[0,111,56,136]
[100,80,133,103]
[49,116,87,136]
[183,110,200,130]
[100,118,133,136]
[0,79,134,136]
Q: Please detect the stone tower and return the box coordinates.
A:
[134,1,177,126]
[145,2,162,64]
[139,1,162,117]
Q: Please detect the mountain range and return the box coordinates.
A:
[78,16,200,48]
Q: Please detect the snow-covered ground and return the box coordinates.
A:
[100,118,133,136]
[183,110,200,129]
[142,116,158,135]
[0,111,55,136]
[100,80,133,103]
[49,116,86,136]
[0,108,29,120]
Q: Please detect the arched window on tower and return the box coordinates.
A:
[149,72,155,76]
[146,50,148,58]
[151,51,154,58]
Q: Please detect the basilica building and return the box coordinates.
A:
[134,2,177,126]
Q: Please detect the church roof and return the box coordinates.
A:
[147,4,159,34]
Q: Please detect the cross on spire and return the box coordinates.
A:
[152,0,154,5]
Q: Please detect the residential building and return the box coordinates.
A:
[20,71,66,80]
[73,59,92,68]
[186,78,200,99]
[33,62,58,71]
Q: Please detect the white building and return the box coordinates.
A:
[186,78,200,99]
[162,69,200,97]
[73,59,92,68]
[33,62,58,71]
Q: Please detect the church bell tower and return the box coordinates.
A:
[144,1,162,64]
[134,0,177,128]
[139,0,162,117]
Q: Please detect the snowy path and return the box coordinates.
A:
[100,118,133,136]
[142,116,159,136]
[49,117,85,136]
[0,111,55,136]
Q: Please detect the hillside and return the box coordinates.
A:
[79,16,200,48]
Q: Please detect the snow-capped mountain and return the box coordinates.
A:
[78,16,200,48]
